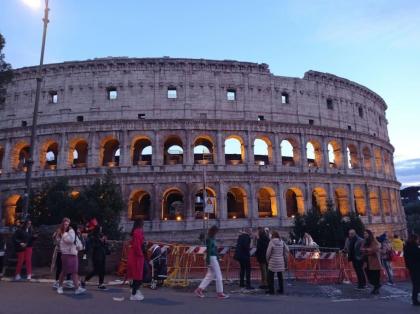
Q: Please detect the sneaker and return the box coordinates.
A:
[129,291,144,301]
[14,274,21,281]
[74,287,86,295]
[64,280,75,289]
[386,282,394,286]
[194,288,205,298]
[57,286,64,294]
[98,284,108,291]
[27,274,32,280]
[52,281,59,289]
[217,293,230,299]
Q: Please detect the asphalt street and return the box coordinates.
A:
[0,280,417,314]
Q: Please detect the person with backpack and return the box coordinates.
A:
[56,217,86,295]
[82,226,109,290]
[194,225,229,299]
[361,229,382,295]
[127,219,145,301]
[378,233,394,285]
[266,231,289,295]
[255,227,270,289]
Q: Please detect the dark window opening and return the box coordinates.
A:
[167,87,177,99]
[49,91,58,104]
[21,120,27,127]
[327,98,333,110]
[281,92,289,104]
[348,125,352,130]
[379,117,382,126]
[358,107,364,118]
[138,113,146,119]
[77,115,84,122]
[199,113,207,119]
[309,119,314,125]
[107,87,117,100]
[258,115,265,121]
[227,89,236,101]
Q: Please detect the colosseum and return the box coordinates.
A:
[0,57,406,240]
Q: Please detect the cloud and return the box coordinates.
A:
[395,158,420,187]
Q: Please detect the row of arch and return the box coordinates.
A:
[2,185,400,226]
[0,134,393,175]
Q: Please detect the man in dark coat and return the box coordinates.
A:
[235,228,253,289]
[404,234,420,306]
[343,229,366,289]
[255,227,270,289]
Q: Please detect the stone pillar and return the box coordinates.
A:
[58,133,67,169]
[89,132,98,167]
[218,181,227,220]
[151,184,160,222]
[358,142,365,175]
[185,131,193,166]
[185,182,193,220]
[349,183,355,213]
[152,131,163,166]
[277,182,286,220]
[364,184,372,223]
[32,138,40,172]
[248,182,258,219]
[371,144,377,175]
[3,139,12,173]
[216,131,225,166]
[274,134,282,171]
[246,131,254,166]
[342,138,348,173]
[328,183,334,209]
[120,130,130,167]
[378,187,386,223]
[300,133,307,171]
[322,137,329,173]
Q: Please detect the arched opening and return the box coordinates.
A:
[101,138,120,167]
[281,139,298,166]
[335,187,349,215]
[312,187,327,213]
[70,139,88,168]
[194,187,216,219]
[162,189,184,220]
[382,189,391,216]
[306,140,322,167]
[390,189,398,217]
[132,137,152,166]
[39,140,59,170]
[3,195,22,226]
[347,144,359,169]
[129,190,151,221]
[383,153,391,174]
[369,189,380,216]
[227,187,247,218]
[194,136,214,165]
[225,136,245,165]
[285,187,304,217]
[13,143,30,172]
[254,137,272,166]
[354,187,366,216]
[362,147,372,172]
[328,141,342,168]
[164,136,183,165]
[374,148,382,173]
[257,187,277,218]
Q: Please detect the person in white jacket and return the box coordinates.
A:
[266,231,289,295]
[56,218,86,295]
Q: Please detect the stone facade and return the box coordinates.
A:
[0,57,406,238]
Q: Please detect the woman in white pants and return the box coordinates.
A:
[194,226,229,299]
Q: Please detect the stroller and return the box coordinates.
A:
[149,244,168,290]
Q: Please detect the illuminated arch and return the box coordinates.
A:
[369,188,380,216]
[354,187,366,216]
[100,136,120,167]
[362,146,372,172]
[132,136,152,166]
[382,189,391,216]
[285,187,304,217]
[194,135,215,165]
[225,135,245,165]
[312,187,327,213]
[194,187,217,219]
[11,142,30,172]
[335,187,349,215]
[129,190,151,220]
[306,140,322,168]
[254,137,273,166]
[162,188,184,220]
[69,138,88,168]
[164,136,184,165]
[347,144,359,169]
[227,186,248,218]
[280,138,299,166]
[374,148,382,173]
[327,140,342,168]
[257,186,277,217]
[3,194,22,226]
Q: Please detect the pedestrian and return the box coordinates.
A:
[13,220,37,280]
[301,232,317,247]
[378,233,394,285]
[361,229,381,295]
[391,234,404,253]
[52,222,73,289]
[266,231,289,295]
[56,217,86,295]
[403,234,420,306]
[194,225,229,299]
[234,228,253,289]
[255,227,270,289]
[82,226,108,290]
[343,229,366,290]
[0,233,6,277]
[126,219,145,301]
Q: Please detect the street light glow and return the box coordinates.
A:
[22,0,41,10]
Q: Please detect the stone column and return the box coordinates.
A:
[358,142,365,175]
[378,187,386,223]
[322,137,329,173]
[185,182,193,220]
[370,144,377,175]
[364,184,372,223]
[300,133,307,171]
[274,134,282,171]
[152,131,163,166]
[246,131,254,166]
[216,131,225,166]
[249,182,258,219]
[3,139,12,173]
[88,132,98,167]
[277,182,286,220]
[185,131,193,166]
[58,133,67,169]
[151,183,160,222]
[328,183,334,209]
[218,181,227,220]
[342,138,349,173]
[349,183,355,213]
[120,130,130,167]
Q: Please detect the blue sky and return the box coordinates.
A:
[1,0,419,186]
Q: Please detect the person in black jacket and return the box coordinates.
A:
[13,220,37,280]
[255,227,270,289]
[235,228,253,289]
[0,233,6,276]
[404,234,420,306]
[82,226,108,290]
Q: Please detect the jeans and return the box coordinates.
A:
[365,268,381,289]
[381,259,394,284]
[259,262,268,286]
[239,259,251,287]
[409,270,420,303]
[16,247,32,276]
[267,270,284,294]
[352,259,366,288]
[198,256,223,293]
[85,258,106,285]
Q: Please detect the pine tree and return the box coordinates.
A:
[0,33,13,107]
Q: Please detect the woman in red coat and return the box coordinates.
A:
[127,219,145,301]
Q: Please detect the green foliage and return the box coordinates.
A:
[28,170,125,239]
[0,33,13,105]
[292,200,365,248]
[405,201,420,235]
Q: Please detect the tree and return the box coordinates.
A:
[0,33,13,106]
[405,200,420,235]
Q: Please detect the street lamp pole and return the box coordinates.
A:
[23,0,50,219]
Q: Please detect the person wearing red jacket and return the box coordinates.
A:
[127,219,145,301]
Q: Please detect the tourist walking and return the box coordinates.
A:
[0,233,5,277]
[361,229,381,295]
[391,234,404,253]
[127,219,145,301]
[378,233,394,285]
[56,218,86,295]
[82,226,109,290]
[194,225,229,299]
[255,227,270,289]
[234,228,253,289]
[404,234,420,306]
[52,222,72,288]
[13,220,37,280]
[344,229,366,290]
[266,231,289,295]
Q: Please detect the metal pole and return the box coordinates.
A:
[202,149,207,243]
[23,0,50,219]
